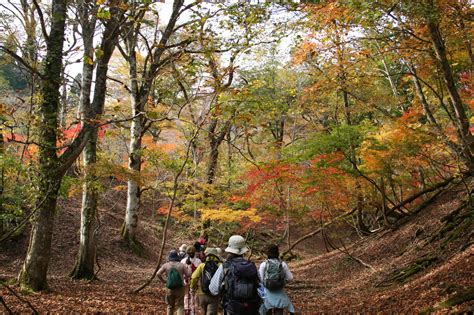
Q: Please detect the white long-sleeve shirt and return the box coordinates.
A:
[209,264,225,296]
[258,259,293,284]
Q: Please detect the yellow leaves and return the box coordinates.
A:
[95,48,104,60]
[199,207,261,224]
[84,56,93,65]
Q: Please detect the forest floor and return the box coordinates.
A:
[1,182,473,314]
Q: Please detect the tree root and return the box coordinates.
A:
[428,201,474,249]
[419,287,474,314]
[438,287,474,308]
[375,255,438,287]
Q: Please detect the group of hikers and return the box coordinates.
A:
[157,235,295,315]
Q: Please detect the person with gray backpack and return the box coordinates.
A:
[258,244,295,315]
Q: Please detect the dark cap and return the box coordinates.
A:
[168,250,180,262]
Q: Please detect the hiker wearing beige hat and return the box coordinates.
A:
[178,244,188,259]
[189,247,223,315]
[209,235,260,315]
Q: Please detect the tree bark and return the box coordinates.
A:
[427,21,474,170]
[70,132,98,279]
[17,0,67,291]
[122,28,143,245]
[71,1,123,279]
[122,100,143,245]
[70,9,95,276]
[121,0,186,245]
[206,118,231,185]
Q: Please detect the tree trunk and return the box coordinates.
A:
[411,66,437,124]
[70,0,97,280]
[427,21,474,170]
[269,116,285,159]
[70,132,98,279]
[206,117,232,185]
[122,96,143,246]
[206,142,219,185]
[17,0,67,291]
[120,0,186,245]
[18,176,61,291]
[122,29,143,245]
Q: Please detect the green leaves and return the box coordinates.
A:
[97,8,111,20]
[285,123,373,163]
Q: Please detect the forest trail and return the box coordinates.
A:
[1,184,473,313]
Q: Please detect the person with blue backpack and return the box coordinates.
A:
[189,247,222,315]
[209,235,261,315]
[157,250,192,315]
[258,244,295,315]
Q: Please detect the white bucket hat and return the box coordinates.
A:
[225,235,249,255]
[204,247,219,256]
[179,244,187,252]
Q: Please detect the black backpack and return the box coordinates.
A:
[201,259,219,295]
[263,259,286,291]
[223,258,260,314]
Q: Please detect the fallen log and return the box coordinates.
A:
[282,207,357,256]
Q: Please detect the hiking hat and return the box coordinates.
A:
[168,250,180,262]
[225,235,249,255]
[179,244,187,252]
[186,245,196,254]
[204,247,218,256]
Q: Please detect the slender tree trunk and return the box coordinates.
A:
[411,67,437,124]
[206,118,231,185]
[70,133,98,279]
[120,0,186,244]
[70,1,98,279]
[71,0,121,279]
[123,108,142,245]
[121,24,143,247]
[427,21,474,170]
[270,116,285,159]
[206,141,219,185]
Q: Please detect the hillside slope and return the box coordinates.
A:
[0,183,472,313]
[288,183,473,313]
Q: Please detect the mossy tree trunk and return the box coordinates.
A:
[18,0,67,290]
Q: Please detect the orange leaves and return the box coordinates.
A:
[359,106,455,189]
[244,162,302,198]
[240,152,355,223]
[292,41,317,65]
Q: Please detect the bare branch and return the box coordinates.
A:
[107,75,131,93]
[0,45,44,79]
[31,0,49,41]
